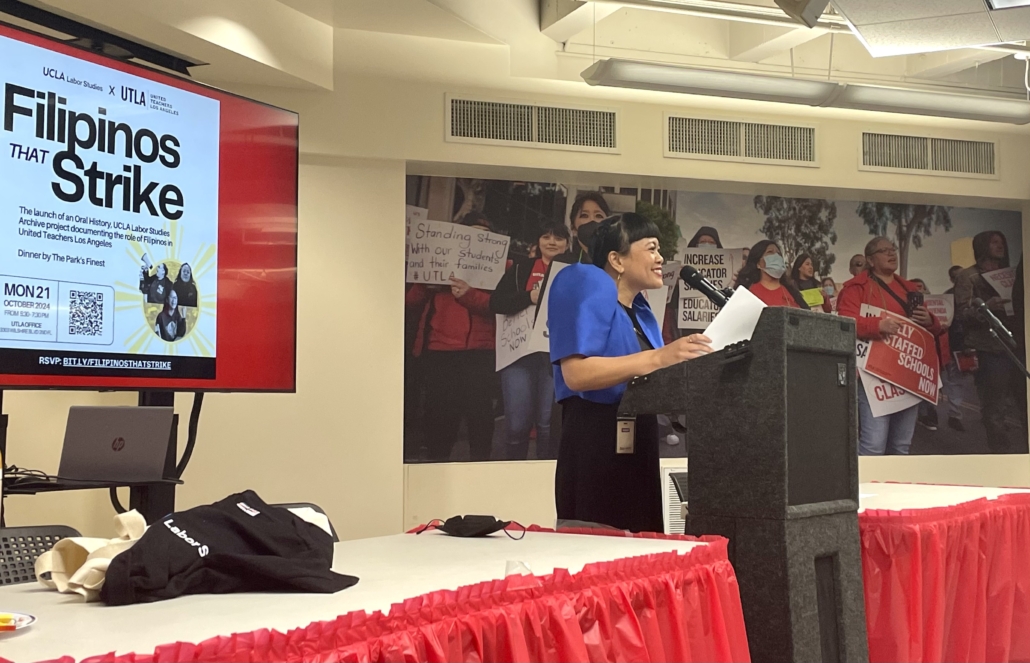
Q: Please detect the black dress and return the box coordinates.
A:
[554,305,663,533]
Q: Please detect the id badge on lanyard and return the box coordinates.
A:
[616,417,635,454]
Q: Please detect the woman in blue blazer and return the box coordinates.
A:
[548,213,713,532]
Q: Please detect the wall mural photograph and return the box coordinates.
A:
[404,174,1026,463]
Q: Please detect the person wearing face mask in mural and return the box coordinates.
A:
[821,277,838,312]
[954,231,1027,453]
[736,240,809,309]
[490,223,572,460]
[569,192,612,264]
[837,237,942,456]
[547,213,713,532]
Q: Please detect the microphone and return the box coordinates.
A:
[680,265,733,309]
[972,297,1017,349]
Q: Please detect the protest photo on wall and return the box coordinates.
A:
[404,175,1025,463]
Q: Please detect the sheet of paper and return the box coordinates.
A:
[702,286,766,351]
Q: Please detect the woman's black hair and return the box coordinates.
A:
[590,213,661,270]
[569,191,612,227]
[736,239,809,309]
[537,222,571,244]
[791,253,813,283]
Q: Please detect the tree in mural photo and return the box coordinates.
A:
[753,196,838,276]
[636,199,681,263]
[854,203,952,278]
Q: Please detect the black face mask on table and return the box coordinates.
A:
[417,515,526,539]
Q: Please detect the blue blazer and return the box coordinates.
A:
[548,264,664,404]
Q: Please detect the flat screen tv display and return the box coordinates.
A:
[0,23,298,392]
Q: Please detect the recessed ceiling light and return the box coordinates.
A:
[987,0,1030,9]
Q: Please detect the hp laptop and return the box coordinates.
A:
[58,406,175,483]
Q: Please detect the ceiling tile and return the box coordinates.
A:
[990,6,1030,40]
[853,13,1003,56]
[832,0,986,26]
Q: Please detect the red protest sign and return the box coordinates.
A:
[863,310,940,405]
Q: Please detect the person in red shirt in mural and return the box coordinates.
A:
[837,236,942,456]
[736,239,809,309]
[406,211,497,462]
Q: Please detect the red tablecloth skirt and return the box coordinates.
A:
[860,492,1030,663]
[56,531,750,663]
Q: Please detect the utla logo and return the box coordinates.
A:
[112,437,125,451]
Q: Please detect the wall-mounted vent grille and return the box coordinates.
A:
[666,116,817,166]
[861,132,996,178]
[447,96,618,153]
[661,465,687,536]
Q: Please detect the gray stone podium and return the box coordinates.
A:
[620,307,868,663]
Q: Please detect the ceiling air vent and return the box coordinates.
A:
[665,115,817,167]
[861,132,996,178]
[447,95,618,153]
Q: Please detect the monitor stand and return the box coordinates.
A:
[130,390,177,522]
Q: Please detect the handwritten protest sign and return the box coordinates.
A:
[405,206,427,261]
[496,308,536,371]
[662,261,681,303]
[983,267,1016,316]
[861,305,939,405]
[857,304,922,416]
[678,248,746,329]
[406,219,510,290]
[923,294,953,328]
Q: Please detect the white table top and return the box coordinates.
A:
[0,530,705,662]
[858,482,1030,512]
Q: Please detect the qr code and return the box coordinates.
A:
[68,290,104,337]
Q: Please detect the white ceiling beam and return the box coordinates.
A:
[540,0,619,43]
[728,22,827,62]
[906,48,1012,79]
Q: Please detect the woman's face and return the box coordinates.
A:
[614,236,664,291]
[800,258,814,279]
[157,264,166,279]
[574,200,608,230]
[867,240,898,274]
[168,290,178,309]
[696,234,717,248]
[758,243,781,271]
[538,233,568,262]
[180,264,191,282]
[822,278,835,295]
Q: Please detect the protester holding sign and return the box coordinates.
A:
[548,213,713,532]
[821,277,838,313]
[737,240,809,309]
[405,212,498,462]
[490,224,571,460]
[665,226,724,344]
[954,231,1027,453]
[910,278,960,432]
[838,237,941,455]
[793,253,832,312]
